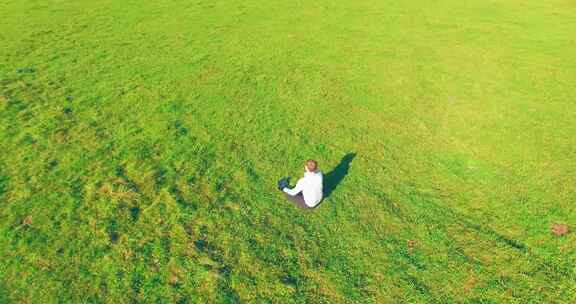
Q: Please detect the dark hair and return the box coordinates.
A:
[306,159,318,172]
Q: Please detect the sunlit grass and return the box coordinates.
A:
[1,0,575,302]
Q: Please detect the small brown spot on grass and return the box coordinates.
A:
[99,184,111,195]
[463,276,478,291]
[98,183,139,201]
[551,223,569,236]
[407,240,416,253]
[169,274,179,286]
[123,249,133,260]
[22,216,33,227]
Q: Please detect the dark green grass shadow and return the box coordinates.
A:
[322,153,356,200]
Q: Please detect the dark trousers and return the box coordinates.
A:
[283,192,310,209]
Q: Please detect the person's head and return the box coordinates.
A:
[305,159,318,173]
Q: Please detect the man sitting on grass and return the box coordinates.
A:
[278,159,323,209]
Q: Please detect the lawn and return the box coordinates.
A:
[1,0,575,302]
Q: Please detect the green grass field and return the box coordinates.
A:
[1,0,575,302]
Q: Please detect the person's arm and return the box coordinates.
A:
[283,178,305,196]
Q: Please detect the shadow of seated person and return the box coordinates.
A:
[323,153,356,200]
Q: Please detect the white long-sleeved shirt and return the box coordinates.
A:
[283,171,323,207]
